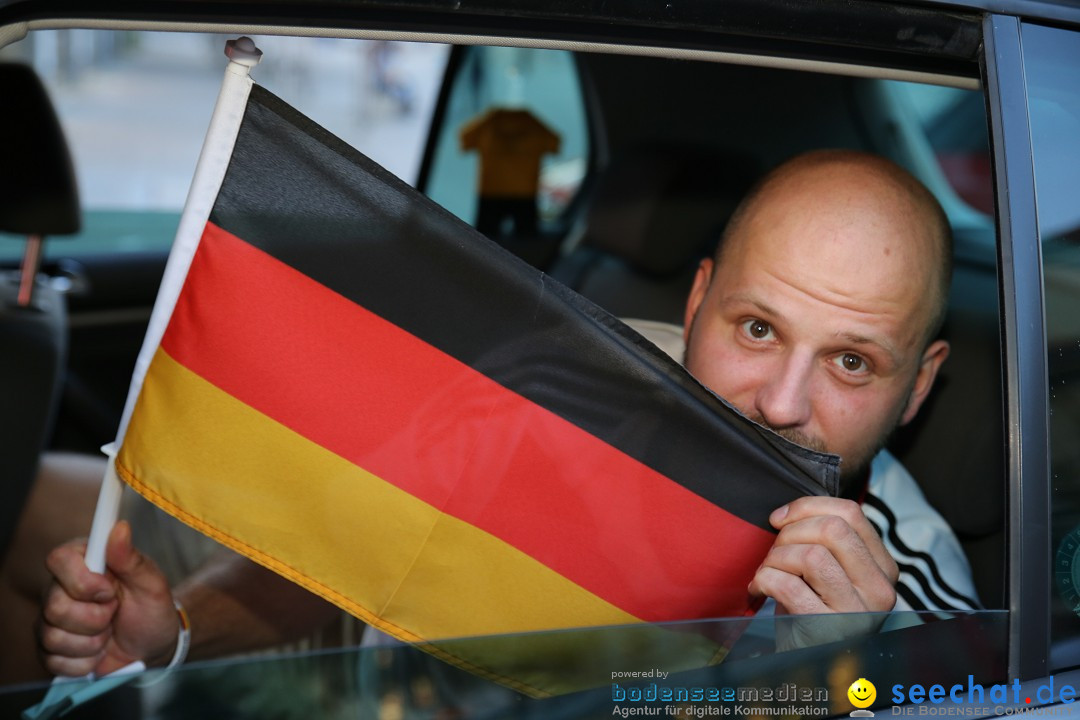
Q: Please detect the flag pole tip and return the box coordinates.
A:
[225,37,263,66]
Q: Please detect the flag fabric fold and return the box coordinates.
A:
[115,84,839,696]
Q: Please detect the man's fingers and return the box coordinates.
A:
[42,583,118,636]
[44,540,116,604]
[772,514,878,573]
[104,522,139,578]
[770,516,896,611]
[41,651,104,679]
[749,566,828,616]
[36,608,111,678]
[39,620,111,660]
[754,543,866,611]
[104,521,166,596]
[38,527,173,680]
[771,497,898,583]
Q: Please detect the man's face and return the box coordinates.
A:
[682,170,949,485]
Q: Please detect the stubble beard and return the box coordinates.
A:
[747,412,886,496]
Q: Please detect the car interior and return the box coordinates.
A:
[0,61,76,562]
[423,47,1005,609]
[0,29,1008,710]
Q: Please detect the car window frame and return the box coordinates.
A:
[984,11,1053,683]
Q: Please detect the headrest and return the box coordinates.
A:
[0,62,80,236]
[581,145,757,276]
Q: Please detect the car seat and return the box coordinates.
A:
[548,144,759,324]
[888,303,1006,608]
[0,62,78,557]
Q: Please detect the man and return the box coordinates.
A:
[644,148,978,627]
[33,149,976,679]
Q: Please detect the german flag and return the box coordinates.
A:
[115,86,838,696]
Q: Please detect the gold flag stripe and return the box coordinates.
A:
[117,348,642,641]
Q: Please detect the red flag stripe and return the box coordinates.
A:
[161,222,775,622]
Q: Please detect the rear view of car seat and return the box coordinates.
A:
[0,62,78,557]
[889,305,1006,608]
[549,145,758,324]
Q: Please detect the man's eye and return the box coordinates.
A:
[834,353,868,374]
[741,319,774,341]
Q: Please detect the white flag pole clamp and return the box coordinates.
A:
[225,36,264,73]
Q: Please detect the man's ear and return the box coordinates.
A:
[683,258,714,346]
[900,339,950,426]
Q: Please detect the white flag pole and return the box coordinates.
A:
[32,38,265,706]
[83,36,263,576]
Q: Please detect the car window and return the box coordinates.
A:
[1,611,1007,718]
[0,26,1013,713]
[1021,21,1080,674]
[421,46,589,231]
[0,31,449,263]
[869,80,996,267]
[893,82,993,219]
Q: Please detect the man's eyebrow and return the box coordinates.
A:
[719,292,785,322]
[837,331,901,366]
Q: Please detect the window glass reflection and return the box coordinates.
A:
[1021,21,1080,673]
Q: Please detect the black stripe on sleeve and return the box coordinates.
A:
[896,581,930,613]
[865,494,980,610]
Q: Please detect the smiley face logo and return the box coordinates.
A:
[847,678,876,709]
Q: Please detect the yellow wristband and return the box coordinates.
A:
[135,598,190,687]
[166,598,191,670]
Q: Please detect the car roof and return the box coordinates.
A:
[2,0,1077,53]
[1,0,1071,91]
[0,0,988,92]
[3,0,1078,36]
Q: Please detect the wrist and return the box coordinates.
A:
[146,598,191,670]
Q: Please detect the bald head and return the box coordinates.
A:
[717,150,952,345]
[684,150,953,484]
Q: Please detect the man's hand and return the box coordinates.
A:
[39,521,179,677]
[748,496,898,648]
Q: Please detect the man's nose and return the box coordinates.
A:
[753,352,813,429]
